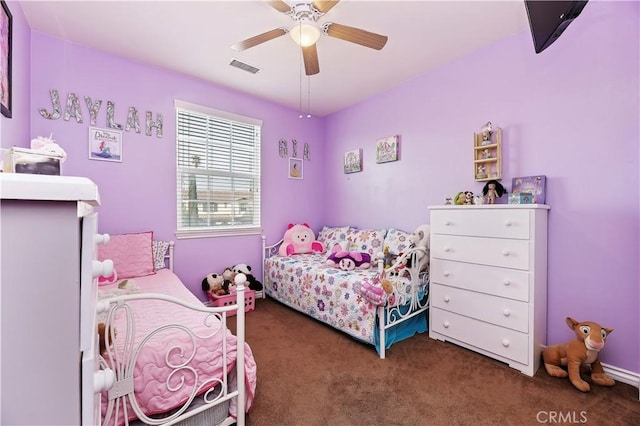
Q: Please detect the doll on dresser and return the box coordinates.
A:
[482,180,506,204]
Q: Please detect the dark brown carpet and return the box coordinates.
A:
[230,298,639,426]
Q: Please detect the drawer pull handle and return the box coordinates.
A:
[502,339,510,347]
[503,309,511,317]
[443,296,450,303]
[93,259,114,279]
[503,280,511,286]
[443,321,450,328]
[444,247,452,253]
[443,271,450,277]
[95,233,110,245]
[505,220,513,227]
[502,249,510,256]
[444,220,451,226]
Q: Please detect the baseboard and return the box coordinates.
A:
[602,362,640,399]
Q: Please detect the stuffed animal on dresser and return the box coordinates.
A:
[542,317,615,392]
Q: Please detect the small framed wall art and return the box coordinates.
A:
[1,0,12,118]
[288,157,303,179]
[344,149,362,174]
[376,135,399,163]
[89,127,123,162]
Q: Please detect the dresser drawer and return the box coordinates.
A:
[431,283,529,333]
[430,307,529,364]
[430,259,530,302]
[431,209,530,239]
[431,234,530,270]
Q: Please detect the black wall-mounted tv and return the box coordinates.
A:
[525,0,589,54]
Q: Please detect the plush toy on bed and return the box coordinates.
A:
[232,263,263,291]
[396,224,430,273]
[201,273,228,296]
[326,245,372,271]
[542,317,615,392]
[278,223,325,256]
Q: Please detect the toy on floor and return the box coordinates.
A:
[201,273,229,296]
[542,317,615,392]
[232,263,263,291]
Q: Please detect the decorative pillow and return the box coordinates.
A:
[152,240,170,270]
[384,228,412,255]
[317,226,350,252]
[98,231,155,279]
[346,228,387,256]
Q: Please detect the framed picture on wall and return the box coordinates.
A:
[88,127,123,162]
[376,135,399,163]
[344,149,363,174]
[1,0,12,118]
[288,157,303,179]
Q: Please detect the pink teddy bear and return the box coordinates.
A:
[278,223,325,256]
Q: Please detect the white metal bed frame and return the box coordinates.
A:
[261,236,430,359]
[96,241,247,426]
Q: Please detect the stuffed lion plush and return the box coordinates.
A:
[542,317,615,392]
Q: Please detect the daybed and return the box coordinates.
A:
[94,233,256,426]
[263,225,430,358]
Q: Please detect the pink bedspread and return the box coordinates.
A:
[99,269,256,425]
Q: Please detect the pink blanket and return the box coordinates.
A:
[99,269,256,425]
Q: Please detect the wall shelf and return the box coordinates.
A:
[473,127,502,182]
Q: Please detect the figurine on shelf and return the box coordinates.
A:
[482,180,507,204]
[476,164,487,179]
[481,149,491,159]
[480,121,493,146]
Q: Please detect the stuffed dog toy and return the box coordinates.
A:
[542,317,615,392]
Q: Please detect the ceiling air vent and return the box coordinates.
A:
[229,59,260,74]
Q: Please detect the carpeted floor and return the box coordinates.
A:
[230,298,639,426]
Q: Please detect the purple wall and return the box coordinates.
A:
[28,32,325,300]
[0,1,30,147]
[324,1,639,373]
[16,1,640,374]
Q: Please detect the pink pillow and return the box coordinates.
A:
[98,231,156,279]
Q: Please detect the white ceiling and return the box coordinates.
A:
[20,0,531,117]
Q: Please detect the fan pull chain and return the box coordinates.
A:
[307,76,311,118]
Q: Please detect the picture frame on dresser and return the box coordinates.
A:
[512,175,546,204]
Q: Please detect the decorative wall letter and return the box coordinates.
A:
[125,107,141,133]
[84,96,102,126]
[292,139,298,158]
[63,93,83,123]
[106,101,123,130]
[304,143,310,161]
[39,89,62,120]
[279,139,288,157]
[146,111,163,137]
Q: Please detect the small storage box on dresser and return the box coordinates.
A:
[428,204,549,377]
[208,290,256,316]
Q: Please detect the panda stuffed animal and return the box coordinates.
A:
[232,264,263,291]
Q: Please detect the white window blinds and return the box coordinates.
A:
[175,101,261,238]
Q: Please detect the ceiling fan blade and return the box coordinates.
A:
[231,28,287,51]
[302,44,320,76]
[312,1,340,14]
[324,22,388,50]
[266,1,292,13]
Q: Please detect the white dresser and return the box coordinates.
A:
[428,204,549,377]
[0,174,111,425]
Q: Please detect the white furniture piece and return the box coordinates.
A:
[0,173,111,425]
[428,204,549,377]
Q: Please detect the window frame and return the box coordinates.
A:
[174,100,262,239]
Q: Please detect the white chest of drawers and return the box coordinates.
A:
[428,204,549,377]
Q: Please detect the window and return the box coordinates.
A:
[175,100,261,238]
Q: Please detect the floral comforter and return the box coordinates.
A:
[264,253,417,345]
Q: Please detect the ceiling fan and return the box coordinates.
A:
[231,0,388,76]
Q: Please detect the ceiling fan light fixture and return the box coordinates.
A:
[290,19,321,47]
